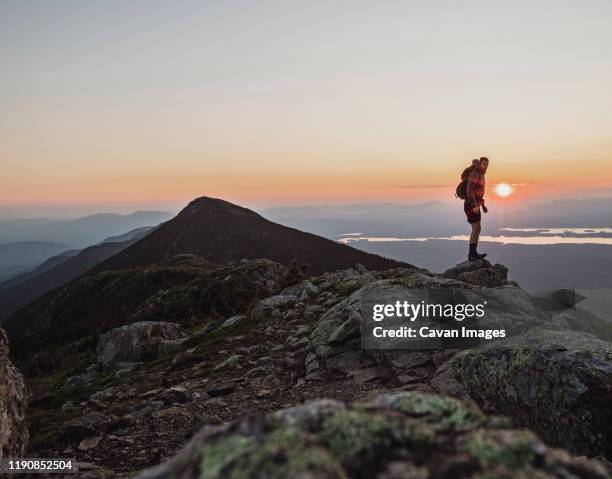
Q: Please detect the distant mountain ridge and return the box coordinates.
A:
[0,227,156,321]
[0,250,80,290]
[261,198,612,239]
[100,226,154,244]
[0,211,173,247]
[0,241,70,281]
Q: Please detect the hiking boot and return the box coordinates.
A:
[468,252,487,262]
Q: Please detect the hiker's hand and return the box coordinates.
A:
[482,205,488,214]
[472,206,480,214]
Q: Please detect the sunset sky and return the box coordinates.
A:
[2,1,612,217]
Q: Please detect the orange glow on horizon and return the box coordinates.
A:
[1,177,608,210]
[2,154,611,210]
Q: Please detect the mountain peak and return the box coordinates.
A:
[181,196,262,219]
[91,197,407,275]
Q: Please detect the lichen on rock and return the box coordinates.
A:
[450,328,612,459]
[136,391,609,479]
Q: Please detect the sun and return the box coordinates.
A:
[495,183,513,198]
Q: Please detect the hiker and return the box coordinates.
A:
[464,156,489,261]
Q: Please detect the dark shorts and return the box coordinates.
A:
[464,203,481,224]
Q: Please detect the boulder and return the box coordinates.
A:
[310,269,541,383]
[157,337,188,355]
[61,412,117,442]
[214,354,242,371]
[157,386,191,405]
[0,327,28,458]
[135,391,609,479]
[250,294,298,321]
[221,315,245,328]
[444,259,509,287]
[546,306,612,341]
[78,435,101,451]
[65,365,98,388]
[96,321,187,369]
[450,328,612,459]
[316,267,377,293]
[280,280,319,301]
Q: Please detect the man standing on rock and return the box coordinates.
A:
[464,156,489,261]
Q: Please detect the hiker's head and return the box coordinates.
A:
[479,156,489,173]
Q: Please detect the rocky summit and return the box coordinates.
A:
[2,198,611,478]
[7,255,610,478]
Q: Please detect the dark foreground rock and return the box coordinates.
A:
[0,327,28,458]
[449,328,612,459]
[136,391,608,479]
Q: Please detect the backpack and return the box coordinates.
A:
[455,165,477,200]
